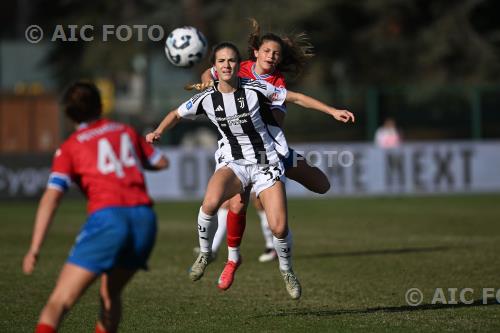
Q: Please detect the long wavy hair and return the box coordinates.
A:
[247,18,314,75]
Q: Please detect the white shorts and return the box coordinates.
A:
[216,161,285,197]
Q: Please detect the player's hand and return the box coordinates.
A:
[23,250,38,275]
[330,108,355,123]
[184,80,214,91]
[146,131,161,143]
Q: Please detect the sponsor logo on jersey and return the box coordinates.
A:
[186,101,193,110]
[215,105,224,112]
[215,113,249,126]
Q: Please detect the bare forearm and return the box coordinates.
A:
[146,110,182,143]
[29,189,62,254]
[285,90,355,123]
[155,110,181,135]
[287,91,331,114]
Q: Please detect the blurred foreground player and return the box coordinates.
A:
[23,82,168,333]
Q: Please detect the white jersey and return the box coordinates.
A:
[178,78,289,165]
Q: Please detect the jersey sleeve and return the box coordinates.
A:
[177,91,208,120]
[47,145,73,192]
[242,79,287,106]
[262,80,287,106]
[274,75,287,88]
[130,128,164,167]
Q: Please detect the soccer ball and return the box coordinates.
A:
[164,26,207,68]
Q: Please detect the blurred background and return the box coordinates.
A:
[1,0,500,199]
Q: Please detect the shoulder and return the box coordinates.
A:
[238,61,255,79]
[241,78,269,91]
[273,71,286,88]
[240,60,254,70]
[192,86,216,102]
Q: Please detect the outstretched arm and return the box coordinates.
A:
[23,188,64,275]
[145,110,182,143]
[285,90,355,123]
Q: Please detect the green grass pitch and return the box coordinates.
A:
[1,195,499,332]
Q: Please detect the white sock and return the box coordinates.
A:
[228,246,240,262]
[197,207,218,253]
[257,210,274,249]
[212,208,228,253]
[273,232,293,271]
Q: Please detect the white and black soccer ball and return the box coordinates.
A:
[164,26,207,68]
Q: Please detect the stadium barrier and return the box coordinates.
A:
[146,141,500,199]
[1,141,499,200]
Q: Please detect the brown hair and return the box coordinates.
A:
[209,42,242,65]
[247,18,314,74]
[62,81,102,123]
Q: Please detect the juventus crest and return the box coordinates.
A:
[237,97,245,109]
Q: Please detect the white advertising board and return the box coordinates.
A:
[145,141,500,200]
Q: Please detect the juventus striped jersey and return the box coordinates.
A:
[177,78,288,165]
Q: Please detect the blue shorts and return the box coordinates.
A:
[67,205,157,274]
[281,148,303,170]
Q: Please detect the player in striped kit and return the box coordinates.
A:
[147,42,352,299]
[193,19,354,291]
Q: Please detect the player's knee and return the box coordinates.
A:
[201,199,219,216]
[47,290,78,312]
[269,221,287,238]
[228,200,246,214]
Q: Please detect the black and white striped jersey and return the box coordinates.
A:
[177,78,289,165]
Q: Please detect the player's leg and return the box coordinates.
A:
[258,179,301,300]
[193,201,229,259]
[284,149,331,194]
[217,190,250,290]
[251,193,277,262]
[36,263,97,332]
[191,166,243,281]
[97,268,136,333]
[226,191,250,261]
[211,200,230,256]
[96,205,156,332]
[36,208,130,332]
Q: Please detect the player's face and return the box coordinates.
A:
[214,48,240,82]
[254,40,282,73]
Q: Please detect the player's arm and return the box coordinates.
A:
[145,110,182,143]
[23,188,64,275]
[141,150,169,170]
[148,155,169,170]
[201,68,214,84]
[285,90,355,123]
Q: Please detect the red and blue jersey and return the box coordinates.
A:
[211,60,287,115]
[48,119,163,214]
[211,60,287,88]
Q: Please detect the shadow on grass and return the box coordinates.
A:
[296,246,452,260]
[250,299,499,318]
